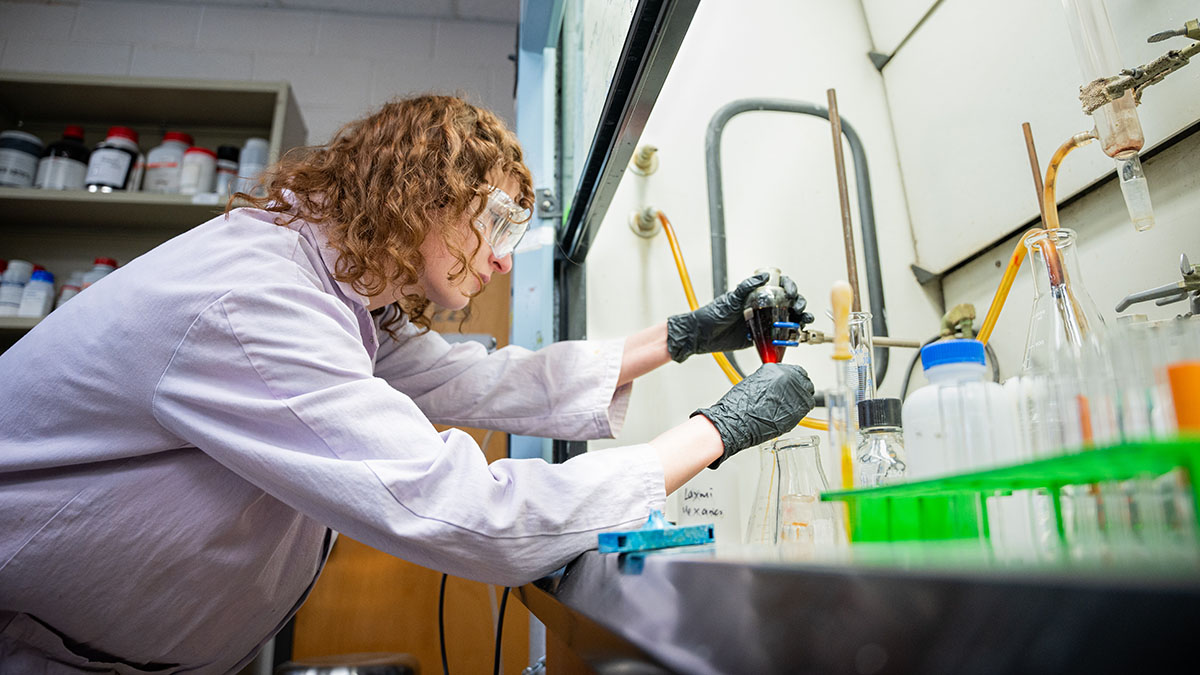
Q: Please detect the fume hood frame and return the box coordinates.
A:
[553,0,700,463]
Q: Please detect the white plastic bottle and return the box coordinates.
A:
[55,271,84,308]
[143,132,193,193]
[1,259,33,283]
[180,146,217,194]
[0,130,44,187]
[17,269,55,317]
[0,259,34,317]
[902,340,1015,480]
[236,137,269,196]
[81,257,118,290]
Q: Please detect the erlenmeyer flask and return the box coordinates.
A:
[745,435,828,545]
[1022,228,1106,373]
[745,441,783,545]
[776,436,833,547]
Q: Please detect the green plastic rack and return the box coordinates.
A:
[820,438,1200,543]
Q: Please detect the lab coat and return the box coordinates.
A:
[0,206,666,674]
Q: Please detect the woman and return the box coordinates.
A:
[0,96,814,673]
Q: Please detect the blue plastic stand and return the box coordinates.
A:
[597,510,714,554]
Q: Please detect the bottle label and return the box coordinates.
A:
[0,149,39,187]
[144,162,182,192]
[35,156,88,190]
[0,280,26,309]
[17,282,54,318]
[85,148,133,188]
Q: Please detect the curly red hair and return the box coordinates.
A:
[230,95,534,334]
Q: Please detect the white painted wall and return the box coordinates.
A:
[859,0,935,55]
[938,129,1200,389]
[862,0,1200,382]
[580,0,942,534]
[0,0,517,143]
[874,0,1200,273]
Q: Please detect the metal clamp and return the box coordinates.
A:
[1079,20,1199,114]
[1116,253,1200,316]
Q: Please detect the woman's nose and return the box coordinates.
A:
[492,252,513,275]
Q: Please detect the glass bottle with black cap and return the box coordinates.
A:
[855,398,907,487]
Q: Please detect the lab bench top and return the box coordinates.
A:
[517,544,1200,675]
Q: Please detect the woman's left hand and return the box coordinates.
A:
[665,273,814,363]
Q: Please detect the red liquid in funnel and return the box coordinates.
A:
[748,305,789,364]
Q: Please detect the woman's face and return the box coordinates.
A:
[368,174,521,312]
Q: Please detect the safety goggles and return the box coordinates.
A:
[473,186,531,258]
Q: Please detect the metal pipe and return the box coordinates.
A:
[1022,122,1047,223]
[826,89,862,313]
[704,98,891,383]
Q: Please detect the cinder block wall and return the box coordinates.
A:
[0,0,518,143]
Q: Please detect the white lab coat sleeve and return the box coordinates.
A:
[150,286,666,586]
[373,322,633,441]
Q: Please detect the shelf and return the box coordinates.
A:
[0,188,236,229]
[0,72,306,354]
[0,316,41,334]
[0,72,305,164]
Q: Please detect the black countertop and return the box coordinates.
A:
[518,545,1200,674]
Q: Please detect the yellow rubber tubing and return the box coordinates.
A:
[976,228,1042,345]
[978,130,1094,345]
[657,210,828,432]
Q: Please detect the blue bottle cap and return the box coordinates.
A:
[30,270,54,283]
[920,339,985,370]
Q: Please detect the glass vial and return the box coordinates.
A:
[854,398,906,487]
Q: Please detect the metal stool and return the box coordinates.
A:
[274,652,418,675]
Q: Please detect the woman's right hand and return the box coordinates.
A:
[692,363,815,468]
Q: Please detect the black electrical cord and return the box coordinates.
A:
[494,586,510,675]
[439,573,449,675]
[898,335,1002,401]
[986,342,1001,383]
[899,335,940,401]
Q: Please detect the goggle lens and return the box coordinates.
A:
[474,186,530,258]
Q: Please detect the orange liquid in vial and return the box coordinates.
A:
[1168,361,1200,432]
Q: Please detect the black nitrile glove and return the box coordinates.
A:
[666,273,815,362]
[693,363,816,469]
[779,275,816,328]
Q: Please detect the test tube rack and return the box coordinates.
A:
[820,437,1200,544]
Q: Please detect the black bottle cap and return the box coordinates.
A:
[217,145,240,162]
[857,398,902,429]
